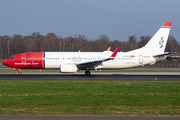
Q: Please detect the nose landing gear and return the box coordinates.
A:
[12,68,22,75]
[18,71,22,75]
[85,70,91,76]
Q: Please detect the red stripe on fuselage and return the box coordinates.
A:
[4,52,44,69]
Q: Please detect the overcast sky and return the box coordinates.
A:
[0,0,179,41]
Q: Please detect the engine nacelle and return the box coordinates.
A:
[60,64,78,73]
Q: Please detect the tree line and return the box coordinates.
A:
[0,32,179,59]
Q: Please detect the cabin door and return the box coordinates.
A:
[139,54,143,64]
[21,54,26,63]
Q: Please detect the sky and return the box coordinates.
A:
[0,0,180,41]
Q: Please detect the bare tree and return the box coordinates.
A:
[126,35,138,51]
[138,36,151,48]
[166,35,179,52]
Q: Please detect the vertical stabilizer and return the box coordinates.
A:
[129,22,172,54]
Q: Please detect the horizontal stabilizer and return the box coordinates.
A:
[153,52,169,57]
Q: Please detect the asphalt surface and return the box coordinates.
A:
[1,72,180,80]
[0,116,180,120]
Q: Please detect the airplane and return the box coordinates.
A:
[2,22,172,75]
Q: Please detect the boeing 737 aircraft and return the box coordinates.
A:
[3,22,172,75]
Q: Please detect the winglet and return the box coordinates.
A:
[111,47,119,58]
[107,47,111,51]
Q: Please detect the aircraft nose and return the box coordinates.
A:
[2,60,7,66]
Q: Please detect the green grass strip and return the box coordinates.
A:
[0,80,180,115]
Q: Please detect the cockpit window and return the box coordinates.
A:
[9,57,16,59]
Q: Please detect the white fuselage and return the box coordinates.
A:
[44,51,164,69]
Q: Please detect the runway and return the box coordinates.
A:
[1,72,180,80]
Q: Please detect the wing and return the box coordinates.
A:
[76,47,119,70]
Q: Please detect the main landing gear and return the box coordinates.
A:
[85,70,91,76]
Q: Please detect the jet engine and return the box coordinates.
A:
[60,64,78,73]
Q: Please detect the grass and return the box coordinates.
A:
[0,80,180,115]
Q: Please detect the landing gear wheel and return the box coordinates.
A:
[18,71,22,75]
[85,70,91,76]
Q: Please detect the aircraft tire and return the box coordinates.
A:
[85,70,91,76]
[18,71,22,75]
